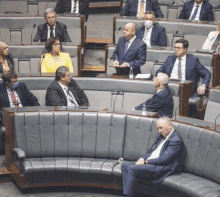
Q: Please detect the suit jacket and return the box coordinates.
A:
[178,0,213,21]
[0,82,40,126]
[121,0,164,18]
[135,87,173,118]
[142,130,185,183]
[0,53,14,73]
[112,37,146,75]
[46,78,89,106]
[55,0,89,21]
[202,31,219,50]
[156,54,211,98]
[136,25,167,47]
[33,21,71,42]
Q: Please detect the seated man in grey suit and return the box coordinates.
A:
[121,116,185,197]
[46,66,89,107]
[34,8,71,42]
[136,11,167,47]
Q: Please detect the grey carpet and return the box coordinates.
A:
[84,49,105,66]
[87,13,119,39]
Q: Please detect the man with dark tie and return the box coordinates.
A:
[178,0,213,21]
[134,73,173,118]
[202,21,220,51]
[121,0,164,18]
[46,66,89,107]
[112,23,146,75]
[34,8,71,42]
[156,39,211,98]
[55,0,89,21]
[121,116,185,197]
[136,11,167,47]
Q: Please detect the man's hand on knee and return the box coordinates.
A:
[135,158,144,165]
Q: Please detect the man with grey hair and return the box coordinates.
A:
[134,73,173,117]
[121,116,185,197]
[112,22,146,75]
[46,66,89,106]
[34,8,71,42]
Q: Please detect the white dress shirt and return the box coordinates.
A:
[127,35,137,50]
[170,55,186,80]
[147,129,174,161]
[202,31,220,50]
[58,82,79,107]
[6,87,22,108]
[189,2,203,21]
[136,0,146,17]
[47,24,56,39]
[142,26,153,46]
[71,0,79,13]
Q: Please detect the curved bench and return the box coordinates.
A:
[9,111,220,197]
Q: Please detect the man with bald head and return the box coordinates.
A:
[134,73,173,117]
[121,117,185,197]
[112,23,146,75]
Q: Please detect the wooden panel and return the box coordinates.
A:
[212,53,220,87]
[86,38,113,44]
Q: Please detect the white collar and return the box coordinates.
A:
[58,81,68,90]
[194,1,203,8]
[47,23,56,30]
[128,35,136,44]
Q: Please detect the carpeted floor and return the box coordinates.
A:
[84,49,105,66]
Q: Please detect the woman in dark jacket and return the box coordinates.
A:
[0,41,14,73]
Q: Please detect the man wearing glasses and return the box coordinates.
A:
[46,66,89,107]
[156,39,211,98]
[34,8,71,42]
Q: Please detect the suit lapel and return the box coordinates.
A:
[0,84,10,107]
[42,23,48,42]
[199,2,206,20]
[169,56,177,76]
[185,54,190,79]
[120,38,126,59]
[140,26,145,40]
[188,1,194,18]
[123,37,138,59]
[160,131,176,155]
[150,25,156,45]
[55,22,59,37]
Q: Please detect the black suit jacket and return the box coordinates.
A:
[33,21,71,42]
[45,78,89,107]
[136,25,167,47]
[55,0,89,21]
[0,82,40,126]
[0,53,14,73]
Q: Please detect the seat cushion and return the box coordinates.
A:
[22,157,119,185]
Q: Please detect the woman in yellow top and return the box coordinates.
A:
[41,37,74,73]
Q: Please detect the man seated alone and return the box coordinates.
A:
[136,11,167,47]
[121,116,185,197]
[178,0,213,21]
[134,73,173,118]
[121,0,164,18]
[0,71,40,127]
[156,39,211,98]
[34,8,71,42]
[46,66,89,107]
[112,23,146,75]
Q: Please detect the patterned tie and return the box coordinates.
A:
[142,28,149,44]
[124,40,129,54]
[177,58,182,80]
[50,27,53,37]
[65,87,77,106]
[11,91,19,108]
[211,34,220,50]
[138,0,145,18]
[72,0,77,13]
[190,5,199,20]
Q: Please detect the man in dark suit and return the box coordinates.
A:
[135,73,173,117]
[156,39,211,98]
[178,0,213,21]
[121,0,164,18]
[46,66,89,107]
[0,71,40,127]
[136,11,167,47]
[112,23,146,75]
[55,0,89,21]
[34,8,71,42]
[121,117,185,197]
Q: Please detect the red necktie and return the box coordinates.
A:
[11,91,19,108]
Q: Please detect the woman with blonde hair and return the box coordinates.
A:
[0,41,14,73]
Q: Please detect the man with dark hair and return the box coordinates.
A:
[178,0,213,21]
[136,11,167,47]
[121,0,164,18]
[156,39,211,98]
[34,8,71,42]
[112,23,146,75]
[0,71,40,127]
[121,117,185,197]
[55,0,89,21]
[46,66,89,106]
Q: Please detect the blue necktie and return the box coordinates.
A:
[124,40,129,54]
[190,5,199,20]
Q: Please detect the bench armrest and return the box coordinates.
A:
[12,148,26,162]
